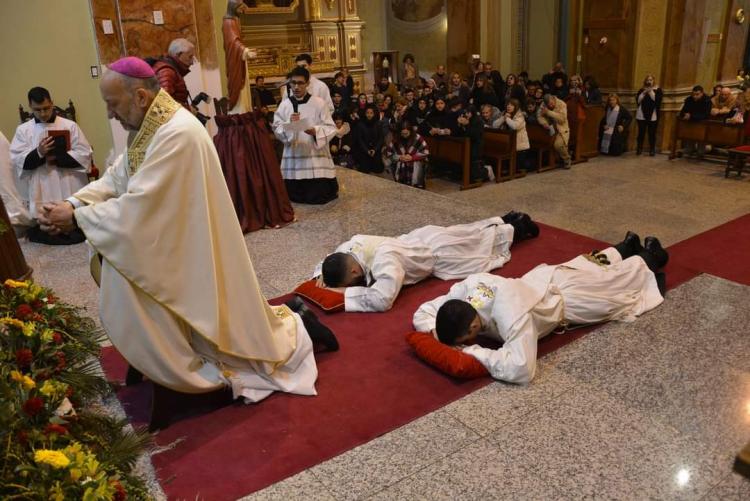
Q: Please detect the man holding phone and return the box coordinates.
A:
[9,86,92,243]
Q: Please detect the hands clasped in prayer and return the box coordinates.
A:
[37,201,75,235]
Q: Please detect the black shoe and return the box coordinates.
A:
[284,296,306,313]
[644,236,669,269]
[654,271,667,297]
[614,231,643,260]
[126,364,145,386]
[502,210,523,222]
[510,213,540,242]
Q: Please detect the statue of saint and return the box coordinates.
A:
[222,0,256,114]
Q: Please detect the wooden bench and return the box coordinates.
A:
[482,128,522,182]
[577,104,606,160]
[423,135,481,190]
[669,119,745,159]
[527,123,558,172]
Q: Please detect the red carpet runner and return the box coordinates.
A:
[100,216,749,500]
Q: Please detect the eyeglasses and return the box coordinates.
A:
[290,80,307,86]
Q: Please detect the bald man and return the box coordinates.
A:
[38,57,336,427]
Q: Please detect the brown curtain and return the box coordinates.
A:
[214,112,294,233]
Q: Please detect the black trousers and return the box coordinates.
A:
[636,119,658,152]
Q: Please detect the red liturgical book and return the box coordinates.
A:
[47,129,71,152]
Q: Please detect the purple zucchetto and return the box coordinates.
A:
[107,56,156,78]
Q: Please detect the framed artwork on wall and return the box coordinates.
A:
[242,0,299,15]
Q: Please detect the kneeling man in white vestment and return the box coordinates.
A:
[316,212,540,312]
[38,57,337,405]
[10,87,92,244]
[413,232,668,384]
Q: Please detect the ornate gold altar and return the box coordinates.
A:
[238,0,364,82]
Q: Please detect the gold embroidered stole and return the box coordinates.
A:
[127,89,181,175]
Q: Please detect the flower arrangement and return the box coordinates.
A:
[1,279,152,500]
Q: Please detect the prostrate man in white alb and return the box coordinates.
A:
[10,86,92,244]
[282,53,334,112]
[413,232,668,384]
[316,212,540,312]
[37,57,337,428]
[273,66,339,204]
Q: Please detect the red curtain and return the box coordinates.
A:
[214,112,294,233]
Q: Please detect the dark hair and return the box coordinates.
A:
[332,111,345,121]
[289,66,310,82]
[321,253,350,287]
[332,90,342,98]
[447,97,462,109]
[436,300,478,345]
[295,53,313,65]
[255,75,265,83]
[334,71,343,79]
[403,53,415,63]
[404,87,415,95]
[28,87,51,104]
[692,85,704,92]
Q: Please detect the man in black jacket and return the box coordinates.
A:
[679,85,712,156]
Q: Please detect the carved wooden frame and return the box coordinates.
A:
[243,0,299,15]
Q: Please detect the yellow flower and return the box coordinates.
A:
[40,380,67,398]
[41,329,55,343]
[4,279,29,288]
[69,467,82,482]
[0,317,25,329]
[9,370,35,389]
[34,449,71,469]
[22,321,36,337]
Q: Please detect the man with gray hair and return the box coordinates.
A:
[538,94,572,169]
[152,38,195,109]
[38,57,337,428]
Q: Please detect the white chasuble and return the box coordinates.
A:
[72,90,316,398]
[273,94,337,180]
[9,115,92,219]
[0,131,32,226]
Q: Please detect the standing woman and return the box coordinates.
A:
[354,106,385,173]
[598,93,632,156]
[635,74,663,155]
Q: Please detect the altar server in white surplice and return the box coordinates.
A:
[316,213,541,313]
[37,57,337,402]
[281,53,334,112]
[0,131,32,227]
[273,66,339,204]
[413,232,669,384]
[9,87,92,226]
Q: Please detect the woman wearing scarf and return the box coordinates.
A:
[599,93,632,156]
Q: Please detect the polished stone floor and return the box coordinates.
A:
[18,154,750,499]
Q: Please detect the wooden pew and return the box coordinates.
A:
[423,135,482,190]
[578,104,606,160]
[482,128,521,182]
[669,119,745,159]
[527,123,558,171]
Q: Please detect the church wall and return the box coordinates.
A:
[527,0,559,79]
[357,0,388,90]
[0,0,114,166]
[446,0,481,76]
[386,1,447,80]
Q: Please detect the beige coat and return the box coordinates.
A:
[538,98,570,143]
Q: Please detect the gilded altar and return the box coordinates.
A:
[238,0,364,82]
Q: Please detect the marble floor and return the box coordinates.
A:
[18,153,750,499]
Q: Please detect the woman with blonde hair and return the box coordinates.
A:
[447,72,470,105]
[635,74,663,155]
[599,93,632,156]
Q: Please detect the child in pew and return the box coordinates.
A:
[330,113,354,168]
[314,213,540,312]
[412,231,668,384]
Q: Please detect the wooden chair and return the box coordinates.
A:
[18,100,77,123]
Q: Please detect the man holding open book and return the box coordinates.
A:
[9,86,92,244]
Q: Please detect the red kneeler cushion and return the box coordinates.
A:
[293,279,345,312]
[405,331,490,379]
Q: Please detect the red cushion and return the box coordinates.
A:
[405,331,489,379]
[293,279,345,312]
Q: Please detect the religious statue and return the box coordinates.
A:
[222,0,256,113]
